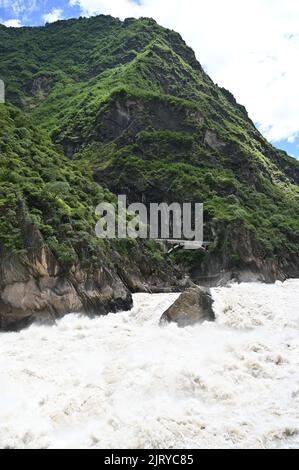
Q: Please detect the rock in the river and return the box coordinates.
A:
[160,287,215,327]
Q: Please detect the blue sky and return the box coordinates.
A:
[0,1,82,26]
[0,0,299,159]
[275,139,299,159]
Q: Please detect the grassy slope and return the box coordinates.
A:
[0,104,109,269]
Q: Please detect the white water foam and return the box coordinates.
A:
[0,280,298,449]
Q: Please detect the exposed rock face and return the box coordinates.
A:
[160,287,215,327]
[204,130,226,151]
[29,74,52,98]
[0,232,133,331]
[0,223,190,331]
[96,94,191,141]
[190,223,299,286]
[0,248,192,331]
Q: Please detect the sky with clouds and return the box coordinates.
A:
[1,0,299,159]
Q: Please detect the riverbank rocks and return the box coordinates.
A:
[0,243,133,332]
[160,287,215,327]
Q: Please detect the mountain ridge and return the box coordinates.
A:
[0,14,298,329]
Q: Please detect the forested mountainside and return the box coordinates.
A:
[0,15,298,329]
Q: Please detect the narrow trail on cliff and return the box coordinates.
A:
[0,280,298,449]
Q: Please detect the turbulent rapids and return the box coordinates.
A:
[0,280,298,449]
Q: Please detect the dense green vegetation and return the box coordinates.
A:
[0,104,110,269]
[0,14,298,278]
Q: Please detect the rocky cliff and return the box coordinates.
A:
[0,104,187,330]
[0,15,298,329]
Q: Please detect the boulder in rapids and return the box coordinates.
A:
[160,287,215,327]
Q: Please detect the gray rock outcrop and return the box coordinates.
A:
[0,241,132,332]
[160,286,215,327]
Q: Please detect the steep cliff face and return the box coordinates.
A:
[0,104,185,330]
[90,90,299,283]
[0,104,130,330]
[0,15,298,329]
[0,245,132,332]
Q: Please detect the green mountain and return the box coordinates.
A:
[0,15,298,329]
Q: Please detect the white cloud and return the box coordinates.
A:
[69,0,139,17]
[69,0,299,143]
[0,1,25,16]
[0,0,37,16]
[43,8,63,24]
[2,18,22,27]
[0,1,39,25]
